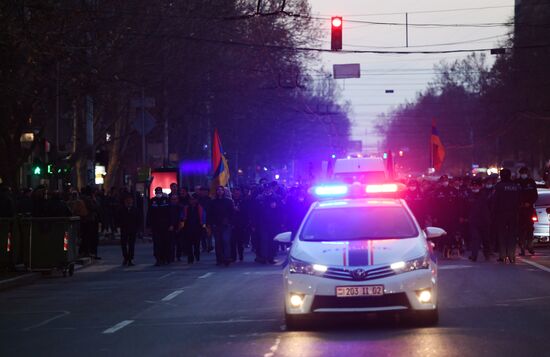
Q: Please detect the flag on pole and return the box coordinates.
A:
[431,121,445,171]
[211,129,230,194]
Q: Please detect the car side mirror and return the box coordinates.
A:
[425,227,446,239]
[274,231,292,244]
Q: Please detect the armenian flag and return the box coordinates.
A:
[431,121,445,171]
[211,129,230,193]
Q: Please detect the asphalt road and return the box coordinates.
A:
[0,243,549,357]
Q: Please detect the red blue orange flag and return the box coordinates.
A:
[431,121,445,171]
[211,129,230,194]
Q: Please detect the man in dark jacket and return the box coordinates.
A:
[147,187,170,266]
[516,167,538,256]
[465,178,492,261]
[207,186,234,266]
[494,169,521,263]
[231,187,250,262]
[117,195,141,266]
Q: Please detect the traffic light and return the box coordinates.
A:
[331,17,343,51]
[32,165,42,175]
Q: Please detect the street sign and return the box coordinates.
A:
[333,64,360,79]
[132,110,156,135]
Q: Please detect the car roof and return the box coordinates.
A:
[314,198,403,210]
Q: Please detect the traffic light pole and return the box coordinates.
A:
[141,87,146,165]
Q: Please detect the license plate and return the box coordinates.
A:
[336,285,384,297]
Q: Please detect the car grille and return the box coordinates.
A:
[323,265,396,281]
[311,293,410,311]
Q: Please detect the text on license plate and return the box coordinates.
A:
[336,285,384,297]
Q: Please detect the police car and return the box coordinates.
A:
[274,183,445,329]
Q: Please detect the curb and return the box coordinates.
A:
[0,257,96,291]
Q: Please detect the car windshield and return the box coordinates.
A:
[300,206,418,241]
[536,192,550,206]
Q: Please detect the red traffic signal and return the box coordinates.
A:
[331,16,343,51]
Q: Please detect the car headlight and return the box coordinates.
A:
[390,254,430,274]
[289,256,327,275]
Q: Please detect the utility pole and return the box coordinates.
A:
[405,13,409,47]
[141,87,146,165]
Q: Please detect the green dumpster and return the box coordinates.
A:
[19,217,80,276]
[0,217,20,270]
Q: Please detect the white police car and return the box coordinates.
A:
[275,184,445,329]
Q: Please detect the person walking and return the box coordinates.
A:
[182,195,206,264]
[147,187,170,266]
[207,186,234,266]
[231,187,250,262]
[168,194,183,263]
[494,169,521,263]
[117,195,141,266]
[465,178,492,261]
[516,167,538,256]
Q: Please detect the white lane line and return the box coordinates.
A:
[23,311,71,331]
[102,320,134,334]
[158,272,176,280]
[518,257,550,273]
[264,336,281,357]
[439,265,473,270]
[198,272,213,279]
[161,289,184,302]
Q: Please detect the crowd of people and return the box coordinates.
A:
[146,181,311,267]
[404,167,539,263]
[0,165,541,267]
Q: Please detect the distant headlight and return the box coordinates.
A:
[390,254,430,274]
[289,256,327,275]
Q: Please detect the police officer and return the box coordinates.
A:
[494,169,521,263]
[404,179,426,228]
[465,178,491,261]
[147,187,170,266]
[431,175,456,258]
[516,167,538,256]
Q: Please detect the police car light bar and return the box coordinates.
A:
[314,185,349,196]
[365,184,399,193]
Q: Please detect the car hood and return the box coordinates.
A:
[291,237,427,267]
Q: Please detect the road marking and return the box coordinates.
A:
[102,320,134,334]
[439,265,473,270]
[198,272,213,279]
[518,257,550,273]
[131,318,277,327]
[264,336,281,357]
[23,311,70,331]
[161,289,184,301]
[158,272,176,280]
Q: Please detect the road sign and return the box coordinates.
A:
[132,110,156,135]
[131,97,156,108]
[333,64,360,79]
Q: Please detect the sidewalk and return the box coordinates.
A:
[0,256,94,291]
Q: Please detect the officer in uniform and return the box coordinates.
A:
[147,187,170,266]
[404,179,426,228]
[516,167,538,256]
[465,178,491,261]
[431,175,456,257]
[494,169,520,263]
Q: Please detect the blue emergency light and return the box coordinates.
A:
[314,185,349,196]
